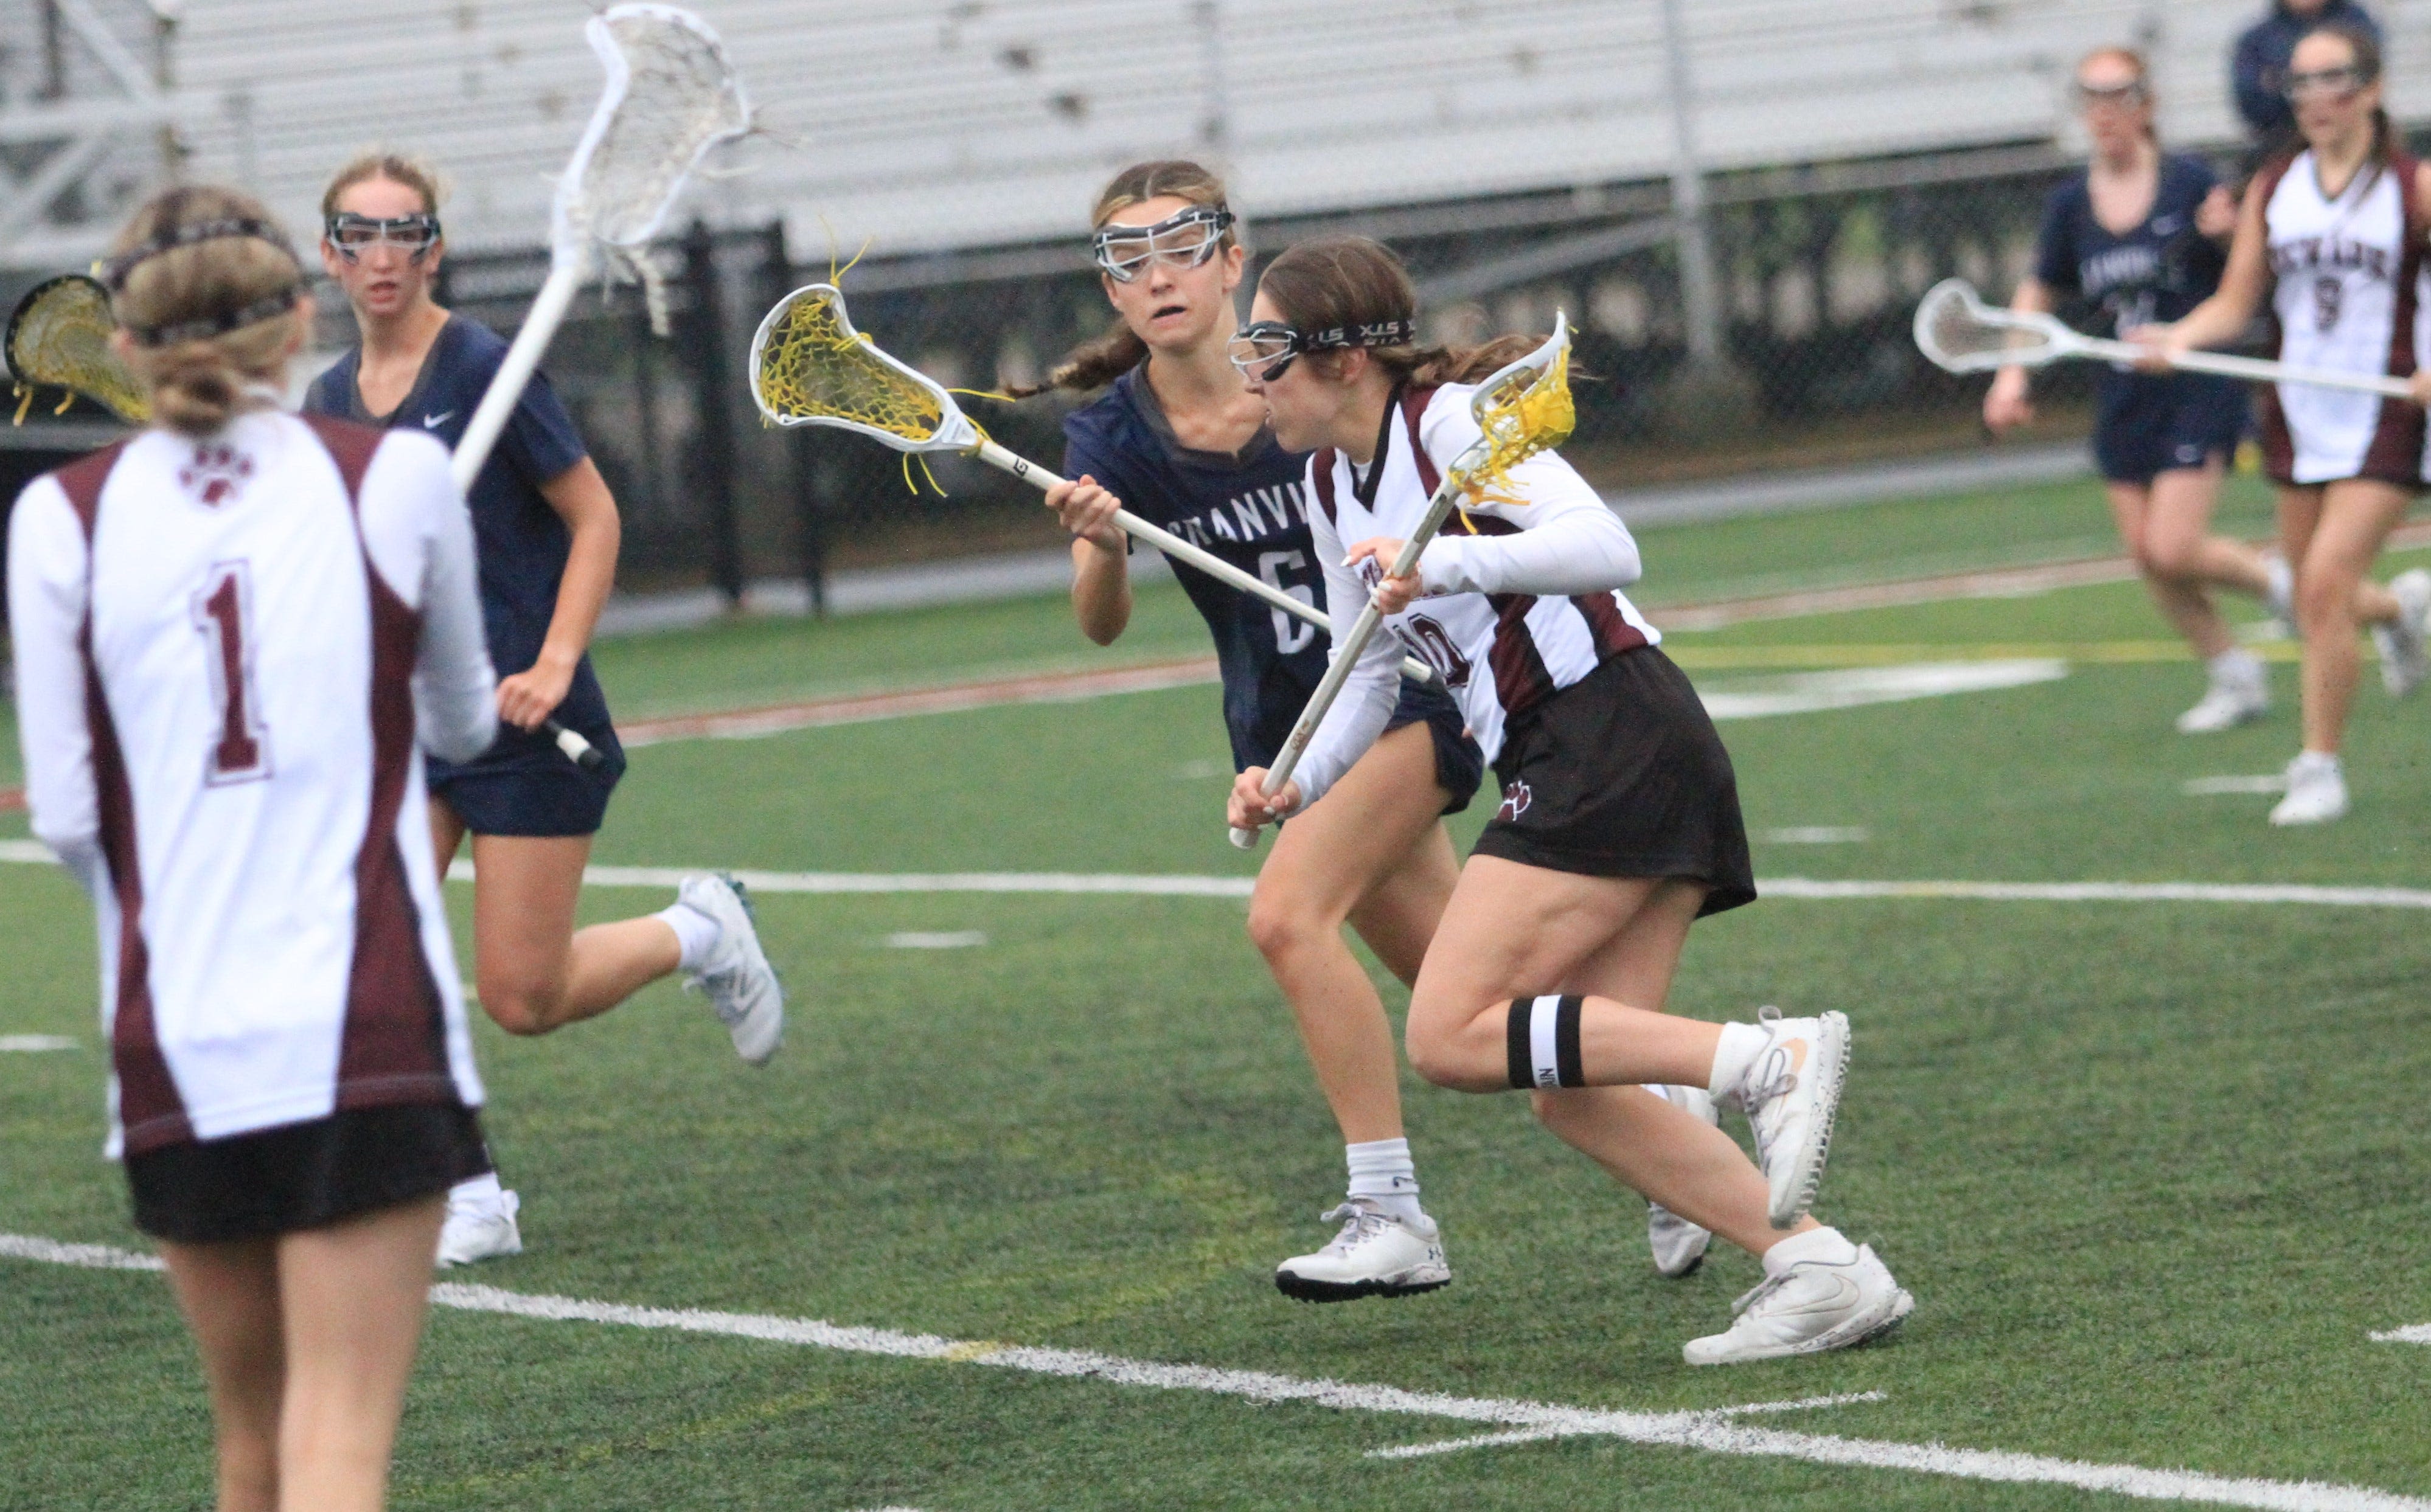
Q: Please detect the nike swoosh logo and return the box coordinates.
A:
[424,411,456,428]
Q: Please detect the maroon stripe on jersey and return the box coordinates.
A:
[54,445,194,1153]
[2361,152,2427,481]
[1440,511,1560,713]
[1310,448,1339,526]
[302,418,459,1108]
[1571,591,1649,659]
[1400,387,1441,496]
[2255,383,2298,485]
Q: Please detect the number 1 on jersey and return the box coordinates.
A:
[192,561,271,785]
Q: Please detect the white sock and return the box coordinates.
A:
[1761,1224,1859,1277]
[2210,647,2262,684]
[656,899,723,971]
[449,1170,504,1209]
[1345,1138,1424,1224]
[1706,1021,1769,1102]
[2292,749,2342,779]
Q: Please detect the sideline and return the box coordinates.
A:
[3,1233,2421,1511]
[2,843,2427,909]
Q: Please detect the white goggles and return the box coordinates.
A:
[1091,207,1235,283]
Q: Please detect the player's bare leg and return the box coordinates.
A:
[460,834,674,1035]
[2269,480,2422,824]
[2113,468,2278,733]
[158,1236,285,1512]
[1250,720,1460,1300]
[270,1196,445,1512]
[1247,720,1452,1143]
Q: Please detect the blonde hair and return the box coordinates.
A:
[107,185,305,438]
[321,150,447,220]
[1016,159,1239,397]
[2076,46,2158,142]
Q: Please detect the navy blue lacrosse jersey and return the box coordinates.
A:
[305,314,611,775]
[2036,153,2230,342]
[1062,367,1337,771]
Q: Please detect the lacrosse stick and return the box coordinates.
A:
[450,4,750,495]
[6,274,148,424]
[748,282,1437,684]
[1228,313,1574,849]
[1915,277,2414,398]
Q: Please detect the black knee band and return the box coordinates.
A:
[1505,994,1588,1090]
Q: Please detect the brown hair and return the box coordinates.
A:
[2075,46,2158,142]
[1257,235,1537,389]
[108,185,306,438]
[321,150,447,221]
[1016,159,1239,397]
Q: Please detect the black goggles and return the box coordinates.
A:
[324,212,443,260]
[1226,317,1416,382]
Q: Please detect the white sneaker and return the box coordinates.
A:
[2262,552,2297,639]
[679,873,785,1064]
[1648,1085,1717,1278]
[2373,569,2431,698]
[1722,1007,1850,1230]
[2269,751,2348,826]
[1682,1243,1913,1365]
[1274,1199,1450,1302]
[2175,656,2269,734]
[436,1186,523,1268]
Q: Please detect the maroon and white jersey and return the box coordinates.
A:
[1292,381,1655,806]
[2252,148,2423,483]
[7,411,496,1157]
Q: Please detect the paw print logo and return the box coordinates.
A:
[1496,780,1532,822]
[178,443,254,507]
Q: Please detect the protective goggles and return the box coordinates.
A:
[2071,78,2148,109]
[1226,317,1417,383]
[324,212,442,261]
[1091,206,1234,283]
[2284,64,2370,102]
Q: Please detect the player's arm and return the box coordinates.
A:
[2150,175,2272,360]
[498,456,617,732]
[1045,473,1132,645]
[1411,451,1640,601]
[6,482,105,898]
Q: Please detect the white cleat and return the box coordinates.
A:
[1723,1007,1850,1230]
[1682,1244,1914,1365]
[2269,751,2348,827]
[436,1185,523,1268]
[679,873,785,1064]
[2373,568,2431,699]
[2175,657,2269,734]
[1273,1199,1451,1303]
[1648,1084,1717,1278]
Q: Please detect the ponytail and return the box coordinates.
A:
[1008,319,1146,399]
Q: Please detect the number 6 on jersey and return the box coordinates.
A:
[192,561,271,785]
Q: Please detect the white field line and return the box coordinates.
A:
[1372,1390,1890,1459]
[4,1234,2422,1512]
[5,842,2428,909]
[2370,1325,2431,1345]
[2186,775,2290,796]
[1700,659,2065,720]
[0,1035,79,1052]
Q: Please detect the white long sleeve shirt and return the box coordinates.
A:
[9,411,495,1156]
[1287,381,1659,808]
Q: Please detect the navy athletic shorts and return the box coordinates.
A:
[1391,679,1486,817]
[2093,371,2249,485]
[430,716,627,838]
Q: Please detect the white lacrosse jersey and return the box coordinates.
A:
[2257,148,2423,483]
[7,411,497,1158]
[1290,381,1657,806]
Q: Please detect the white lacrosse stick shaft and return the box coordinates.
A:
[972,439,1435,684]
[450,261,585,494]
[1226,446,1483,849]
[2085,335,2412,398]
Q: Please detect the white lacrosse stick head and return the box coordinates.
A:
[554,4,752,264]
[748,283,983,454]
[1913,278,2069,373]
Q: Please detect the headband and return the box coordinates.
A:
[100,215,304,347]
[126,286,305,349]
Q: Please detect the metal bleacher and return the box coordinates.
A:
[15,0,2431,271]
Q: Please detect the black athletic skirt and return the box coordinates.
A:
[125,1102,488,1245]
[1472,646,1756,917]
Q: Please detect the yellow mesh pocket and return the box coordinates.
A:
[752,286,945,442]
[7,275,148,425]
[1462,338,1574,504]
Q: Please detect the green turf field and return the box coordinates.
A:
[4,472,2429,1511]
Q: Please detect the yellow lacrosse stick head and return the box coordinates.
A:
[5,274,149,425]
[746,282,979,454]
[1459,310,1573,504]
